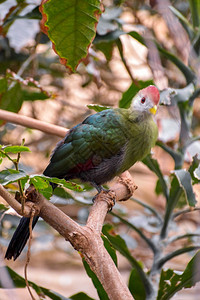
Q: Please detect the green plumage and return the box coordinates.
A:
[43,107,158,184]
[5,85,160,261]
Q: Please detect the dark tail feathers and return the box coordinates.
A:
[5,216,39,260]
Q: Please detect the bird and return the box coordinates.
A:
[5,85,160,260]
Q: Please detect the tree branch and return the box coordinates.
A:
[0,109,67,138]
[0,173,137,300]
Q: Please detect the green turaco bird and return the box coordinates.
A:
[5,85,160,260]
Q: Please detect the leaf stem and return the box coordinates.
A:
[168,233,200,244]
[116,39,139,86]
[111,211,158,254]
[157,246,200,269]
[130,197,163,223]
[160,188,182,239]
[173,207,200,219]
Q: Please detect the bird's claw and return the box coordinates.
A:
[92,189,115,212]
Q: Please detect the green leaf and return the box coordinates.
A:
[30,175,53,200]
[172,169,197,207]
[110,212,157,253]
[156,45,196,84]
[0,266,70,300]
[189,0,200,28]
[156,141,183,169]
[160,169,196,238]
[3,145,30,153]
[101,234,118,266]
[53,186,73,200]
[157,251,200,300]
[119,80,154,109]
[94,29,125,44]
[82,258,109,300]
[0,82,23,113]
[129,268,146,300]
[70,292,95,300]
[102,224,153,298]
[41,175,83,192]
[169,6,194,39]
[0,169,28,186]
[188,155,200,184]
[128,31,145,46]
[0,77,7,93]
[0,203,9,211]
[194,164,200,181]
[41,0,101,71]
[22,89,50,101]
[143,154,169,201]
[94,41,114,61]
[87,104,111,112]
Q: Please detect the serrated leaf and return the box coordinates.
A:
[157,251,200,300]
[3,145,30,153]
[40,0,101,71]
[87,104,111,112]
[82,258,109,300]
[119,80,154,108]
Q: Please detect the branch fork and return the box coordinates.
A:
[0,172,136,300]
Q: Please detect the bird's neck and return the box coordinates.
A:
[128,108,152,123]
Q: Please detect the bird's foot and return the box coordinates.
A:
[91,184,115,212]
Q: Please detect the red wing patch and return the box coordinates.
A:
[69,158,94,174]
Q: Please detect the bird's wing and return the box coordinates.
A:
[43,109,128,178]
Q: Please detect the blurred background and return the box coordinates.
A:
[0,0,200,299]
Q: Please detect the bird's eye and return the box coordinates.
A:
[141,97,146,104]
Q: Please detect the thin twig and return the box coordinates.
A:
[173,207,200,219]
[130,197,163,223]
[111,211,158,254]
[24,209,36,300]
[157,246,200,269]
[0,109,67,138]
[168,233,200,244]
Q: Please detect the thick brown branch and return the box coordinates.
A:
[0,172,136,300]
[0,109,67,138]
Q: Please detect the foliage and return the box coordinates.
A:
[0,266,94,300]
[0,0,200,299]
